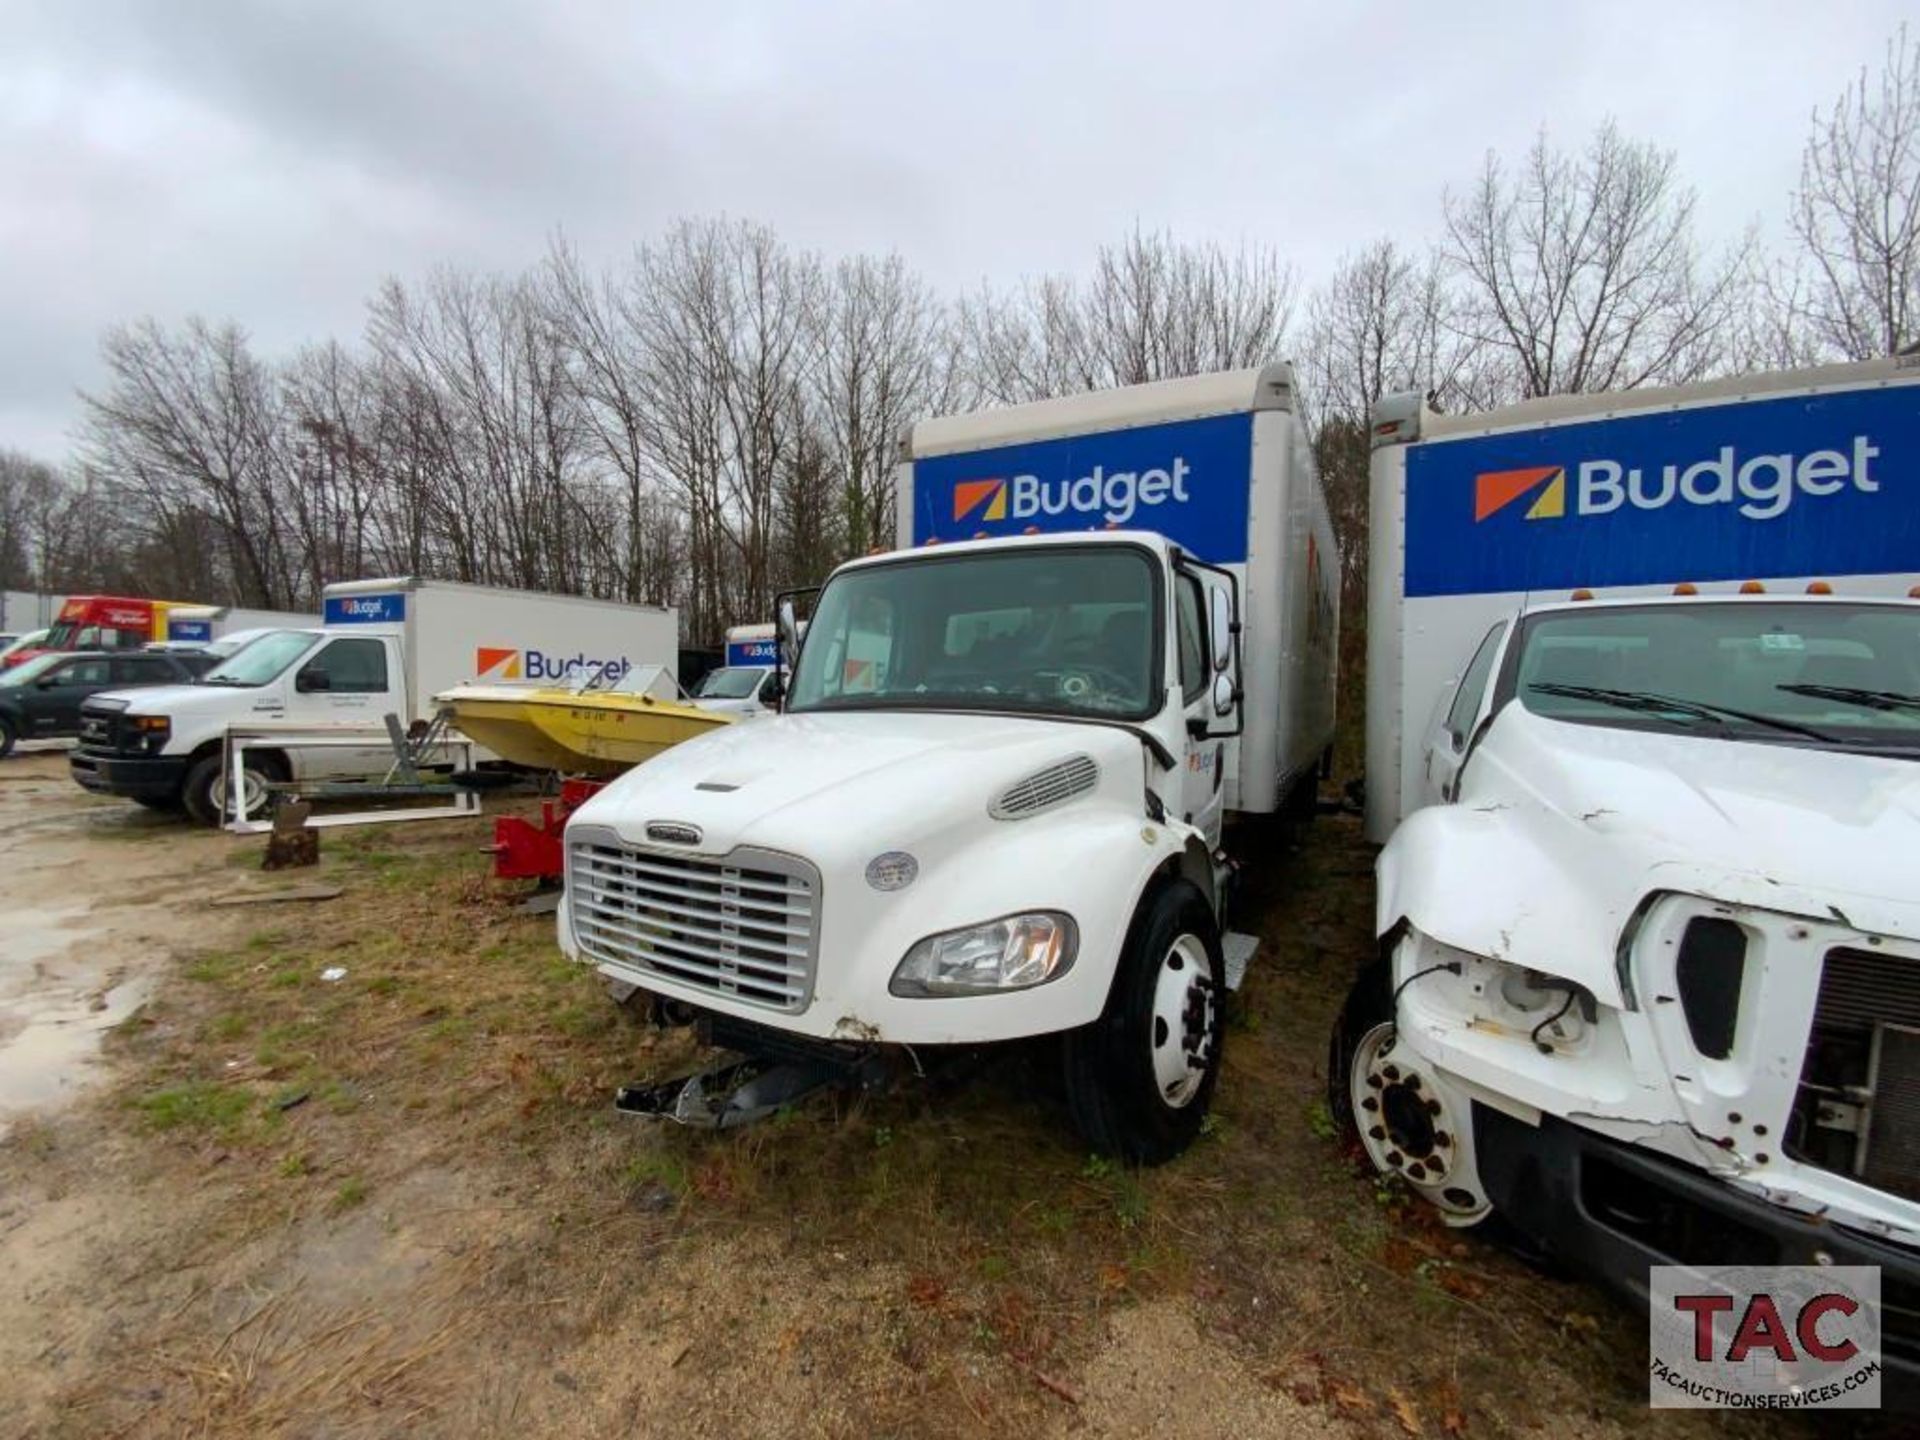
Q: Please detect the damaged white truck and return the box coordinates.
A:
[1343,357,1920,1372]
[560,366,1338,1161]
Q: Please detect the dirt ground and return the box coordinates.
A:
[0,749,1827,1439]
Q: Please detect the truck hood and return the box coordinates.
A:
[1488,708,1920,911]
[88,683,267,716]
[569,709,1148,861]
[1382,706,1920,1009]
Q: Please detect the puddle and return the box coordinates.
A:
[0,901,141,1133]
[0,975,151,1134]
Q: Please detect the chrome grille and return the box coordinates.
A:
[567,829,818,1013]
[991,754,1098,819]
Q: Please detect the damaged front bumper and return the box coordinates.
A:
[1475,1105,1920,1395]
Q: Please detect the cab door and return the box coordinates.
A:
[1174,568,1233,847]
[33,656,113,733]
[1423,621,1509,807]
[289,636,403,775]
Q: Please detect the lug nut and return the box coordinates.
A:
[1361,1096,1379,1112]
[1433,1131,1452,1148]
[1407,1163,1427,1180]
[1366,1074,1383,1090]
[1426,1099,1442,1115]
[1368,1126,1386,1141]
[1383,1065,1401,1082]
[1404,1074,1422,1091]
[1386,1150,1404,1167]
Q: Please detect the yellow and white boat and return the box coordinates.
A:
[436,665,732,778]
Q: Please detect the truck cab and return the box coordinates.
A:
[563,530,1247,1161]
[1343,587,1920,1372]
[71,627,407,822]
[4,595,192,668]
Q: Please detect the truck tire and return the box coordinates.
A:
[0,716,14,759]
[182,753,279,828]
[1062,879,1225,1165]
[133,794,185,813]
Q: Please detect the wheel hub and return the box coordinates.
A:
[1150,934,1215,1109]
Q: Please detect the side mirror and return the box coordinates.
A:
[776,599,801,671]
[1211,671,1235,717]
[295,667,331,693]
[1209,588,1233,672]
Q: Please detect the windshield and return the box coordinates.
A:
[695,667,766,699]
[0,653,66,687]
[1507,602,1920,752]
[786,546,1160,720]
[200,630,317,687]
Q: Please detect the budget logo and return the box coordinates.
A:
[953,478,1008,523]
[1471,438,1881,526]
[1475,465,1565,522]
[476,646,522,680]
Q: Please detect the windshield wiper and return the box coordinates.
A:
[1528,682,1842,743]
[1777,683,1920,714]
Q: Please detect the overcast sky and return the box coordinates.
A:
[2,1,1911,459]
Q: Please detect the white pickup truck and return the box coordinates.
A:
[560,367,1339,1160]
[1348,357,1920,1382]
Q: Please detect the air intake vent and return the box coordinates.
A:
[991,754,1099,820]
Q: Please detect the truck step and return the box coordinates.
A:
[1222,931,1258,992]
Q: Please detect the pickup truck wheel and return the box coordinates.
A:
[1062,879,1224,1165]
[1332,964,1492,1227]
[0,716,14,759]
[182,754,278,828]
[132,794,185,813]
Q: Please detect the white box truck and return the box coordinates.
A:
[558,365,1338,1160]
[687,624,783,718]
[1341,357,1920,1376]
[72,577,678,826]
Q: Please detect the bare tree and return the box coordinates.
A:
[80,319,300,607]
[959,231,1296,404]
[1784,26,1920,358]
[1444,123,1744,399]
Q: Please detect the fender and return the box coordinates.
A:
[1377,802,1630,1006]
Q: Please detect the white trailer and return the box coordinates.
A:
[72,577,677,826]
[1343,356,1920,1384]
[558,366,1338,1161]
[160,604,317,646]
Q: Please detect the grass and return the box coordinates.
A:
[17,792,1729,1440]
[134,1081,253,1134]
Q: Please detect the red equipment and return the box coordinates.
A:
[486,777,607,881]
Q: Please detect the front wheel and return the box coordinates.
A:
[181,753,279,828]
[1062,879,1225,1165]
[1330,962,1492,1227]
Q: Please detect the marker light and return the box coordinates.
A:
[1672,583,1698,596]
[1740,581,1767,594]
[1570,589,1595,601]
[1806,581,1833,595]
[1911,586,1920,599]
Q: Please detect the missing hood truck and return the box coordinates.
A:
[1345,356,1920,1380]
[561,365,1337,1161]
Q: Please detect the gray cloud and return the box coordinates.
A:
[2,0,1911,457]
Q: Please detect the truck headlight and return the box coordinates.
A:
[890,912,1078,997]
[134,714,171,751]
